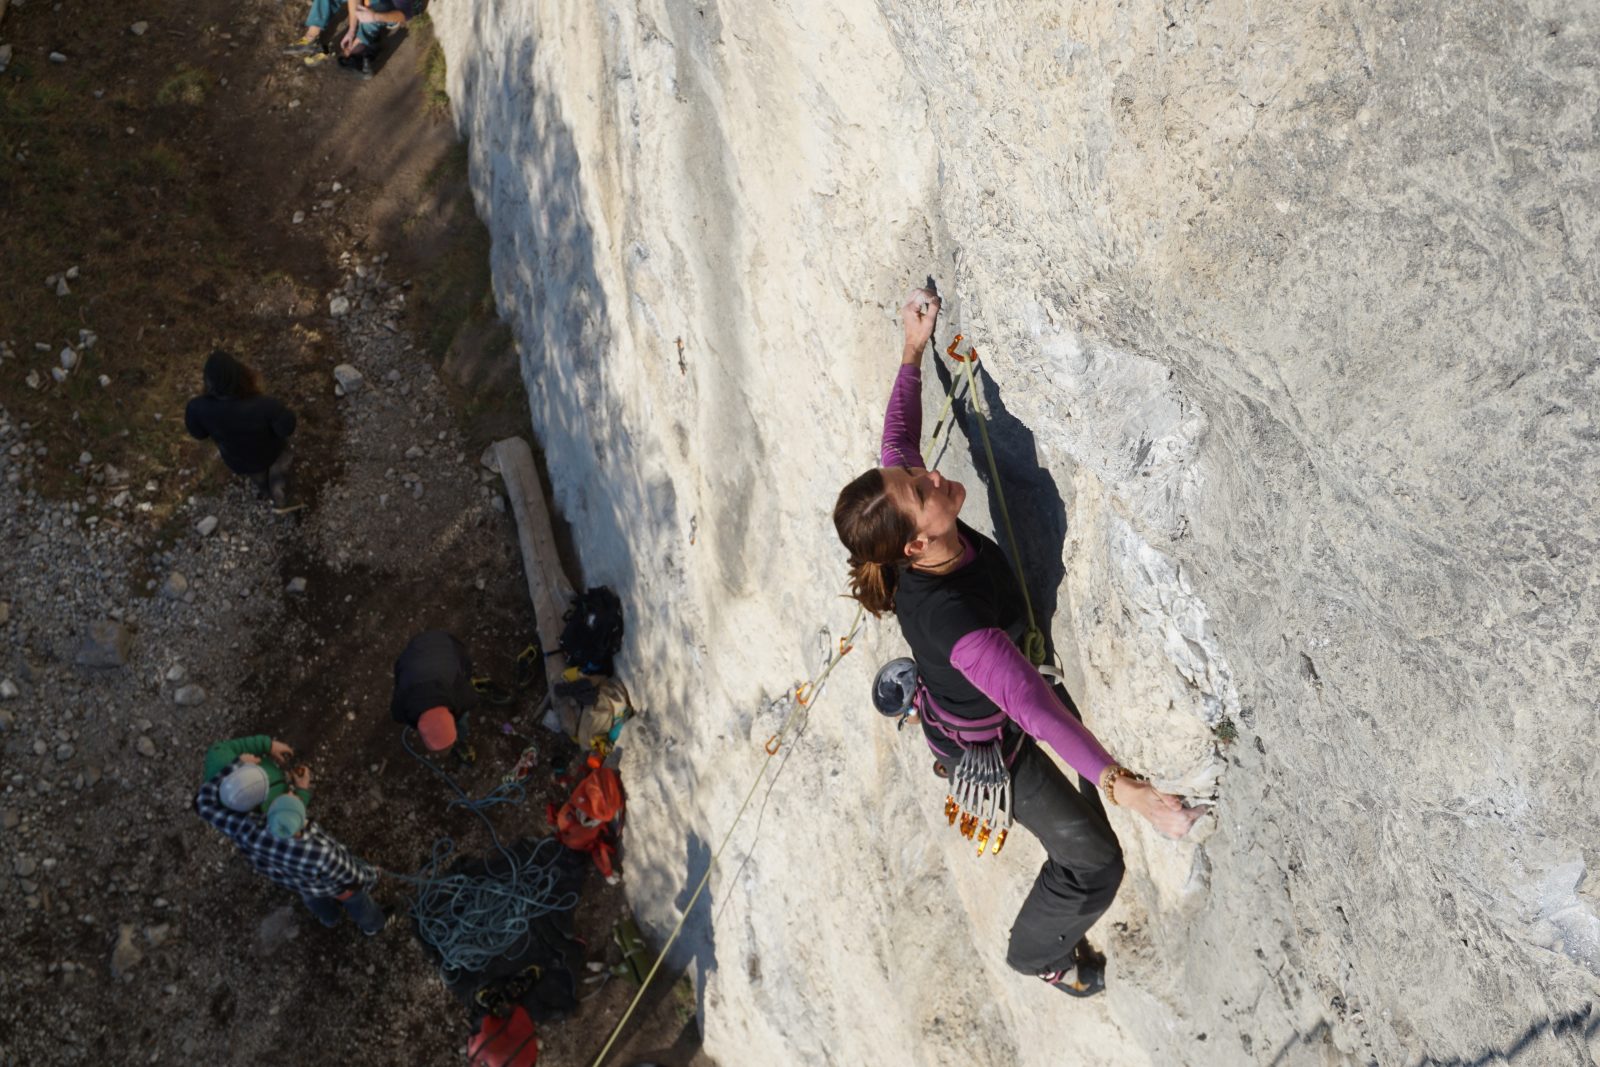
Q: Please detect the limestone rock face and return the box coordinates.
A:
[432,3,1600,1064]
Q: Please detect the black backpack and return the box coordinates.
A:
[558,587,624,676]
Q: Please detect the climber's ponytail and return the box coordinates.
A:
[833,469,914,617]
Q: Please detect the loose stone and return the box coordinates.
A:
[160,572,189,600]
[173,685,207,707]
[333,364,365,394]
[74,620,131,669]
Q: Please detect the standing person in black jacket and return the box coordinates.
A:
[391,630,479,763]
[183,350,297,506]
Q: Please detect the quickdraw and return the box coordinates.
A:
[945,334,979,363]
[943,741,1012,857]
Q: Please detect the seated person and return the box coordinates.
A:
[284,0,419,78]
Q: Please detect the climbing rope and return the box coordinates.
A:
[586,604,865,1067]
[934,334,1049,666]
[388,835,578,978]
[385,728,580,978]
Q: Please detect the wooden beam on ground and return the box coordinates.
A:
[493,436,576,667]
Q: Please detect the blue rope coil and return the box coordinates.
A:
[390,728,579,977]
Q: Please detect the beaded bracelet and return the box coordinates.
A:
[1099,765,1142,806]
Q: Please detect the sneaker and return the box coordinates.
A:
[283,33,323,56]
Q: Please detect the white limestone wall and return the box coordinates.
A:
[431,2,1600,1063]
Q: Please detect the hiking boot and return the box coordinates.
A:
[283,33,324,56]
[338,53,375,79]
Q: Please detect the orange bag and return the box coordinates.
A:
[548,766,624,878]
[468,1005,538,1066]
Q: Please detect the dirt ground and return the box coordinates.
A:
[0,2,708,1064]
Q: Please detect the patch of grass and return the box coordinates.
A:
[422,139,469,193]
[421,41,450,115]
[421,225,493,358]
[672,975,698,1028]
[134,143,183,181]
[156,66,209,107]
[1213,717,1238,745]
[0,56,271,505]
[412,146,494,360]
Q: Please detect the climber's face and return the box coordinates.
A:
[882,465,966,557]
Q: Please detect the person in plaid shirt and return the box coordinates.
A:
[195,759,387,934]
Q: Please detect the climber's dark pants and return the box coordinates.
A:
[1003,739,1125,975]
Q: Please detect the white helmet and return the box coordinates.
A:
[219,763,270,812]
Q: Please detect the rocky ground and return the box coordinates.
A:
[0,2,701,1064]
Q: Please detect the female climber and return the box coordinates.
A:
[832,287,1200,997]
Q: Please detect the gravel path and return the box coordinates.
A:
[0,252,560,1065]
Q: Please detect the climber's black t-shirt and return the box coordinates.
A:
[894,521,1029,759]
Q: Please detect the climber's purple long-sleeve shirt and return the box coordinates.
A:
[882,364,1116,784]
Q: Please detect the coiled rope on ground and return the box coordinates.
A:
[387,727,579,978]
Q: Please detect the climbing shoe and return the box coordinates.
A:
[1041,939,1106,998]
[283,33,324,56]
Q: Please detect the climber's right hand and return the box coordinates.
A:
[1119,779,1203,839]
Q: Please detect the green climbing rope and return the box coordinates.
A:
[945,336,1048,667]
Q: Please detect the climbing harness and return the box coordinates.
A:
[879,658,1016,858]
[585,604,865,1067]
[944,741,1012,857]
